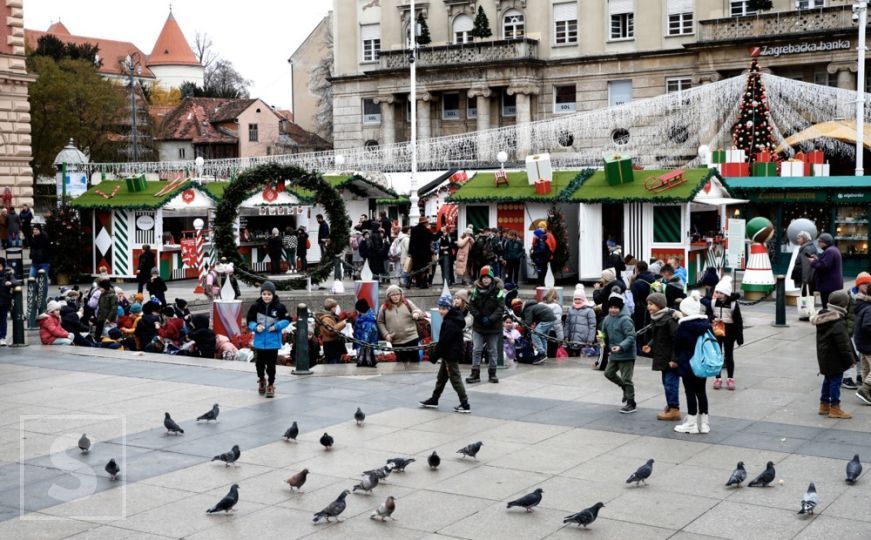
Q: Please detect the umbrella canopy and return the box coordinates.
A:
[776,120,871,152]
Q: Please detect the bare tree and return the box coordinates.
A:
[309,26,334,141]
[193,32,217,73]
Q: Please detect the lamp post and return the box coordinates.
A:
[855,1,868,176]
[408,0,420,221]
[124,53,142,163]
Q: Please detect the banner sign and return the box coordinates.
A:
[753,40,851,58]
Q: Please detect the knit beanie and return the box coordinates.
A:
[355,298,370,313]
[607,292,624,309]
[107,327,122,340]
[572,284,588,306]
[679,290,704,316]
[437,295,453,309]
[454,289,470,304]
[856,272,871,287]
[480,265,494,279]
[828,290,850,315]
[260,281,277,295]
[646,292,667,310]
[385,284,403,298]
[46,300,62,313]
[818,233,834,246]
[649,261,663,276]
[601,268,616,282]
[130,303,142,314]
[715,275,733,296]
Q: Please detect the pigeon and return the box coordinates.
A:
[626,459,654,486]
[506,488,544,512]
[363,465,394,482]
[78,433,91,454]
[428,451,441,470]
[312,489,350,523]
[320,432,334,450]
[371,495,397,521]
[286,469,308,492]
[207,484,239,514]
[726,461,747,488]
[212,445,241,467]
[197,403,220,423]
[748,461,776,487]
[457,441,483,459]
[353,472,380,494]
[563,502,605,528]
[798,482,819,515]
[164,412,184,435]
[355,407,366,426]
[386,457,416,472]
[283,421,299,442]
[105,458,120,480]
[846,454,862,484]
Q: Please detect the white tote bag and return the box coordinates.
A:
[797,284,815,319]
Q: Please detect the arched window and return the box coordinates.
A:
[503,9,525,39]
[453,14,474,44]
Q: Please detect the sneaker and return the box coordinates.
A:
[265,384,275,398]
[0,338,6,346]
[857,388,871,405]
[532,354,546,365]
[713,378,722,390]
[258,378,267,395]
[419,397,439,408]
[842,377,859,390]
[454,402,471,414]
[726,378,735,391]
[619,401,637,414]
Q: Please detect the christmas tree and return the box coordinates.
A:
[547,205,570,275]
[416,13,431,46]
[731,58,775,163]
[470,6,492,39]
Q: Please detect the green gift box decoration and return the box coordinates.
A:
[711,150,726,164]
[603,154,634,186]
[125,175,147,193]
[751,162,777,177]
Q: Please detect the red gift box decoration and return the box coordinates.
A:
[755,150,772,163]
[807,150,824,165]
[721,163,750,177]
[534,179,552,195]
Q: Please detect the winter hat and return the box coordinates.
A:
[355,298,370,313]
[855,272,871,287]
[601,268,616,282]
[107,328,122,340]
[151,267,159,275]
[454,289,470,304]
[572,285,589,306]
[480,265,494,279]
[607,292,624,309]
[143,301,157,314]
[646,292,667,310]
[828,290,850,314]
[649,261,663,276]
[818,233,834,246]
[606,239,616,249]
[715,275,733,296]
[323,298,338,311]
[161,306,175,317]
[260,281,276,295]
[272,227,280,235]
[46,300,62,313]
[130,303,142,314]
[437,295,453,309]
[679,290,704,317]
[133,293,144,303]
[116,306,124,318]
[385,284,403,298]
[175,298,188,309]
[533,229,545,238]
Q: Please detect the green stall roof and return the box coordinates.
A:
[566,168,720,203]
[447,170,582,203]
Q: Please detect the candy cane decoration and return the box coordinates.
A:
[193,219,205,294]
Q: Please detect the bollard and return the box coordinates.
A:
[11,285,26,347]
[497,332,506,369]
[771,274,789,328]
[292,303,312,375]
[26,277,37,329]
[5,246,22,280]
[36,269,48,316]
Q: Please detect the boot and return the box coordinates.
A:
[488,368,499,384]
[818,402,831,416]
[674,415,699,434]
[258,378,267,395]
[699,414,711,434]
[266,384,275,398]
[465,368,480,384]
[657,406,682,421]
[828,404,852,419]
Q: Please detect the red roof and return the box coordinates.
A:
[157,97,241,144]
[147,12,200,67]
[46,21,70,35]
[25,27,155,79]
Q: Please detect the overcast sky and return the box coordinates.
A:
[24,0,330,110]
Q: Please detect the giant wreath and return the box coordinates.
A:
[213,163,350,290]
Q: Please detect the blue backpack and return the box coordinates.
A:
[690,330,723,378]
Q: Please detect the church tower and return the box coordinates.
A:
[146,10,204,89]
[0,0,34,205]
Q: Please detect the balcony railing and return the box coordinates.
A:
[698,5,860,43]
[374,37,539,71]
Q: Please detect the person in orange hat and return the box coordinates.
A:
[853,272,871,404]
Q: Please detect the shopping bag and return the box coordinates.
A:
[798,284,815,319]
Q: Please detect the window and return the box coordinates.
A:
[503,9,525,39]
[666,77,692,93]
[468,98,478,120]
[608,80,632,106]
[502,92,516,117]
[730,1,756,17]
[667,0,693,35]
[442,93,460,120]
[361,24,380,62]
[813,70,836,87]
[248,123,258,142]
[797,0,824,8]
[177,147,186,159]
[553,85,576,114]
[611,128,630,146]
[554,2,578,45]
[453,14,474,44]
[609,0,635,40]
[362,98,381,124]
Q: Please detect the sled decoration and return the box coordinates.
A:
[153,177,188,197]
[644,169,687,193]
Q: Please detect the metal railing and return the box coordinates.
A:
[376,37,539,70]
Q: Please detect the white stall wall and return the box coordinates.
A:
[578,203,603,280]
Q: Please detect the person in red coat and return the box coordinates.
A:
[37,301,74,345]
[158,306,186,347]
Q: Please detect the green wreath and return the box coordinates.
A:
[213,163,350,290]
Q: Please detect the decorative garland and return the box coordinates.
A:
[212,163,350,290]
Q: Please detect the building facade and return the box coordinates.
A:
[329,0,866,153]
[0,0,34,205]
[290,13,332,138]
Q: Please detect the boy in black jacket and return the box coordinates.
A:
[146,268,167,306]
[643,293,681,421]
[811,291,856,419]
[419,295,470,413]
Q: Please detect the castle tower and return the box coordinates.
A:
[146,10,203,89]
[0,0,34,205]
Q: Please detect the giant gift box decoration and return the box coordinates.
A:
[125,175,147,193]
[812,163,831,176]
[720,147,749,177]
[751,162,777,177]
[711,149,727,164]
[780,160,805,177]
[525,153,553,187]
[535,179,552,195]
[603,153,635,186]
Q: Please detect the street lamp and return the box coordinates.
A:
[124,53,142,163]
[408,0,420,221]
[854,1,868,176]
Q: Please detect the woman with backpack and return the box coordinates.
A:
[674,291,713,435]
[376,285,424,363]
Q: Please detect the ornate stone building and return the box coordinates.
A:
[328,0,866,153]
[0,0,33,205]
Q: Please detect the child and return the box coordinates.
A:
[659,264,686,309]
[172,298,193,327]
[453,289,474,363]
[188,314,217,359]
[419,295,471,413]
[158,306,185,348]
[0,261,16,346]
[855,272,871,404]
[674,291,712,434]
[564,285,597,357]
[811,290,856,419]
[502,316,521,363]
[246,281,288,398]
[352,298,378,368]
[643,292,681,421]
[707,276,743,391]
[94,279,117,341]
[135,301,161,352]
[601,292,637,414]
[37,301,74,345]
[101,327,125,350]
[316,298,347,364]
[146,268,167,306]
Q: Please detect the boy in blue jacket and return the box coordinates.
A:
[602,292,637,414]
[246,281,289,398]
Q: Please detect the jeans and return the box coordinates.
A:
[7,232,19,247]
[0,306,7,339]
[531,320,555,356]
[662,369,680,408]
[821,373,843,405]
[30,263,50,279]
[439,255,453,286]
[432,360,468,403]
[472,331,500,369]
[285,247,296,271]
[604,359,635,401]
